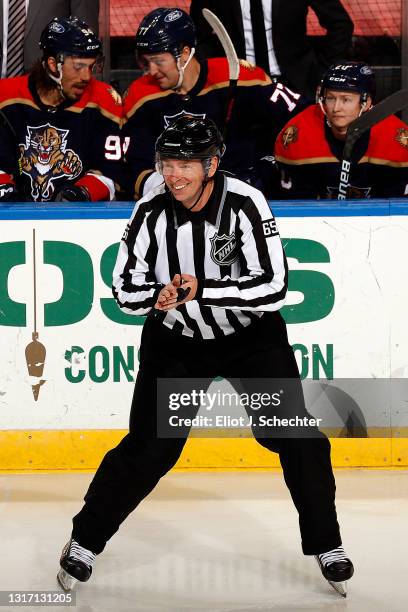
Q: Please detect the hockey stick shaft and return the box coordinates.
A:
[0,108,23,194]
[338,89,408,199]
[202,9,240,139]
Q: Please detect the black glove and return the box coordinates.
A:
[53,185,90,202]
[0,182,19,202]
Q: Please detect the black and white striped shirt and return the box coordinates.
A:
[112,172,288,339]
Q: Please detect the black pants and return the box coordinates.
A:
[72,313,341,555]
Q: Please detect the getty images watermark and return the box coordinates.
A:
[167,389,321,429]
[157,377,408,438]
[157,378,323,438]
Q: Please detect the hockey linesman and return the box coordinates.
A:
[275,62,408,199]
[0,16,123,203]
[122,7,307,200]
[58,116,354,598]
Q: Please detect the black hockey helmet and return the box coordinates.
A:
[156,115,225,162]
[317,62,376,104]
[40,16,103,60]
[135,8,196,58]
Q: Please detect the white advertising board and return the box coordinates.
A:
[0,210,406,430]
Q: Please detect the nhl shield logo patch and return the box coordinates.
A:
[163,110,206,127]
[210,233,238,266]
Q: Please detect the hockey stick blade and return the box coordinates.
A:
[202,9,240,81]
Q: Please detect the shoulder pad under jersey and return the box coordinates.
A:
[368,114,408,163]
[275,105,335,162]
[73,79,123,124]
[123,75,172,120]
[0,75,32,107]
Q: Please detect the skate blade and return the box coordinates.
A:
[57,568,77,591]
[328,580,347,597]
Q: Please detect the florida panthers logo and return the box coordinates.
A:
[19,124,83,201]
[281,126,298,149]
[396,128,408,149]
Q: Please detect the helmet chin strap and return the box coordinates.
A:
[173,47,195,90]
[186,159,218,211]
[358,101,368,117]
[186,181,206,211]
[43,57,66,99]
[318,98,330,124]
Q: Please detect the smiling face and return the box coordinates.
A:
[161,157,217,209]
[138,47,191,90]
[138,51,179,89]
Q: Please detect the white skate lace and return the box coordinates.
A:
[318,546,348,567]
[68,539,96,568]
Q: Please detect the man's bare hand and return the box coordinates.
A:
[154,274,180,310]
[154,273,198,310]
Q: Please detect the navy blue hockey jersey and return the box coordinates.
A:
[0,74,123,201]
[122,57,307,199]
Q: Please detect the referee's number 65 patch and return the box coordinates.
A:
[262,218,279,238]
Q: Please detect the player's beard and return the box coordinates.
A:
[63,82,88,101]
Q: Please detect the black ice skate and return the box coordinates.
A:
[315,546,354,597]
[57,538,96,591]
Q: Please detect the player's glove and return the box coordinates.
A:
[53,185,90,202]
[0,182,20,201]
[253,156,282,199]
